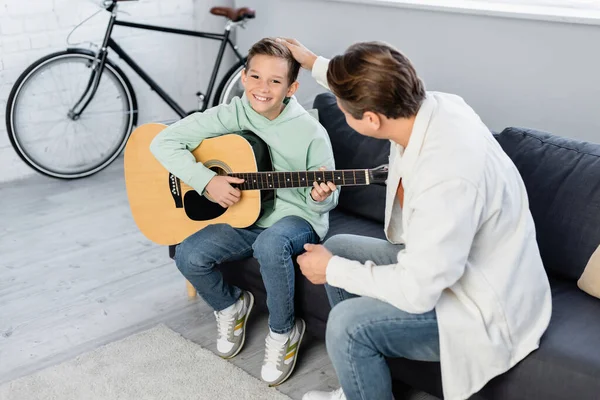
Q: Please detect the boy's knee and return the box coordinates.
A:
[174,237,205,277]
[253,231,292,261]
[174,240,193,276]
[175,226,226,276]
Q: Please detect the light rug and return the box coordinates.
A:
[0,324,292,400]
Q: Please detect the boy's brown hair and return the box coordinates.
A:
[246,38,301,85]
[327,42,426,120]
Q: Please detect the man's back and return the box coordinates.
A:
[415,91,553,399]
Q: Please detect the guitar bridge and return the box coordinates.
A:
[169,173,183,208]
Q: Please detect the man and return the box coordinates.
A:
[278,38,552,400]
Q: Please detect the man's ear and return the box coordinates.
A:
[363,111,382,130]
[286,81,299,97]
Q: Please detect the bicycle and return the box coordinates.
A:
[5,0,255,179]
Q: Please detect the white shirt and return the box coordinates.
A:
[313,56,552,400]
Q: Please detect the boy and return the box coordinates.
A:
[149,38,339,386]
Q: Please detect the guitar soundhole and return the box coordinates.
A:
[182,166,230,221]
[183,191,226,221]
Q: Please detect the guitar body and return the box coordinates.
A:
[124,123,273,246]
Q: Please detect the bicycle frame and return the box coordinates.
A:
[70,0,246,119]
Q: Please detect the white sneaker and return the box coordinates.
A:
[302,387,346,400]
[261,318,306,386]
[214,291,254,359]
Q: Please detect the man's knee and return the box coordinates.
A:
[325,298,361,352]
[323,234,352,255]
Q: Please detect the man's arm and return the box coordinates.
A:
[311,56,330,91]
[305,136,339,213]
[149,102,242,195]
[326,179,483,314]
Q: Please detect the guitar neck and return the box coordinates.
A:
[229,169,370,190]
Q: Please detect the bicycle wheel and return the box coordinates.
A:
[6,49,138,179]
[212,57,247,107]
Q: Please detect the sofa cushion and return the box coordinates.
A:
[477,277,600,400]
[578,245,600,299]
[495,127,600,282]
[324,207,386,241]
[313,92,389,224]
[388,277,600,400]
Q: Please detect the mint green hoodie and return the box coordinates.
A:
[149,94,339,239]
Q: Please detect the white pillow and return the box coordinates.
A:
[578,245,600,299]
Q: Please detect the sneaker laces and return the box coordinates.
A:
[214,310,235,340]
[264,334,286,366]
[331,388,346,400]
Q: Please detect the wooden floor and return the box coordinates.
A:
[0,158,339,399]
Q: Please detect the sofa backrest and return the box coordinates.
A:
[495,127,600,281]
[313,93,388,224]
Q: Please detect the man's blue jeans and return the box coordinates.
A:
[175,215,319,334]
[323,234,441,400]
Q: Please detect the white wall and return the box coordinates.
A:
[3,0,599,182]
[234,0,600,143]
[0,0,234,183]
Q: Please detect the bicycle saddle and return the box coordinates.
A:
[210,6,256,22]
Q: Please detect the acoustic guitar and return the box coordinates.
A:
[124,123,388,246]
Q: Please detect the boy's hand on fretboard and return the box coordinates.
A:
[310,166,337,202]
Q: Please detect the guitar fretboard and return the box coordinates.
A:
[230,170,368,190]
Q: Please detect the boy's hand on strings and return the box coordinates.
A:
[310,166,337,202]
[206,175,244,208]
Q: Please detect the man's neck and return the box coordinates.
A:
[381,115,416,148]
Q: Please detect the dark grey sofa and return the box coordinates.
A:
[170,92,600,399]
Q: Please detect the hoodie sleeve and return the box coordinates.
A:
[305,135,339,214]
[149,101,243,195]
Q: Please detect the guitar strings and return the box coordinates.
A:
[231,170,368,189]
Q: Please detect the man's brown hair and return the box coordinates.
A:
[327,41,426,120]
[246,38,301,85]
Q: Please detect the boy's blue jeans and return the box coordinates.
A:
[323,234,441,400]
[174,215,319,334]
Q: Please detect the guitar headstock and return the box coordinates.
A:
[368,164,389,185]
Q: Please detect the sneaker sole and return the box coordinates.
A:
[268,318,306,387]
[221,291,254,360]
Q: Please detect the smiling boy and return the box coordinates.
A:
[149,38,339,386]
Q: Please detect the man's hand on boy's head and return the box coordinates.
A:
[310,166,337,202]
[276,38,317,71]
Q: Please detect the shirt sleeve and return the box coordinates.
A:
[326,179,483,314]
[149,102,242,195]
[312,56,330,91]
[305,136,339,214]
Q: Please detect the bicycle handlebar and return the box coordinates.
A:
[103,0,138,12]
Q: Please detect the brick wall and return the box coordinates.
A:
[0,0,235,182]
